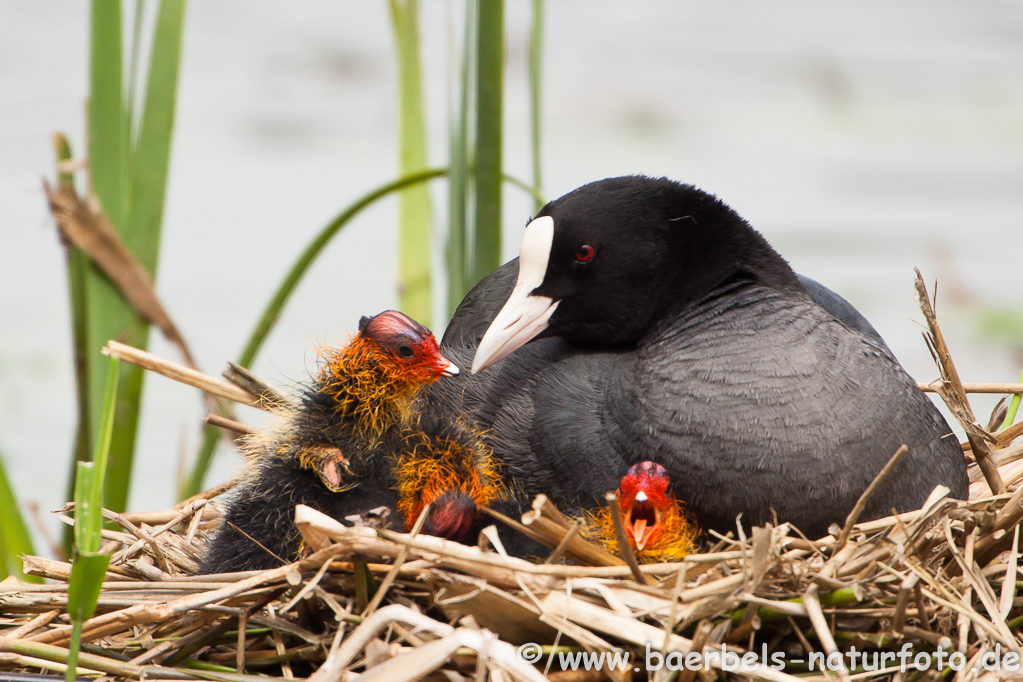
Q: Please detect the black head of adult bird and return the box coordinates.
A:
[437,175,967,541]
[200,311,499,574]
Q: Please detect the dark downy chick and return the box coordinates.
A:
[200,311,499,574]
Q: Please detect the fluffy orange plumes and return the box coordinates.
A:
[585,492,699,563]
[393,427,502,529]
[314,334,442,442]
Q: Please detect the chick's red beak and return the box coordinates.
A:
[422,337,459,377]
[623,489,663,551]
[436,354,460,377]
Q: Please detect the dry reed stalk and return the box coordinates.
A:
[544,520,582,564]
[115,483,230,528]
[970,439,1023,485]
[205,413,255,435]
[540,591,798,682]
[995,418,1023,446]
[802,585,849,681]
[21,555,133,582]
[918,382,1023,394]
[103,340,260,408]
[361,502,431,617]
[4,485,1019,682]
[1,611,59,639]
[915,270,1005,495]
[517,495,625,567]
[223,362,294,409]
[0,636,147,678]
[834,445,908,551]
[606,491,650,584]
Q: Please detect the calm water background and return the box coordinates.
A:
[2,1,1022,547]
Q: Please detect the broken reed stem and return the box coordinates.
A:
[236,612,247,674]
[544,520,581,564]
[223,361,293,409]
[4,611,60,639]
[835,444,908,552]
[676,620,712,682]
[205,413,255,435]
[513,498,625,567]
[362,503,430,617]
[957,531,976,653]
[802,585,849,681]
[103,340,260,408]
[996,420,1023,447]
[605,491,650,585]
[914,270,1005,495]
[972,483,1023,566]
[891,571,918,635]
[918,382,1023,394]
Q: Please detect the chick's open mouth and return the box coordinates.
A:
[625,497,662,551]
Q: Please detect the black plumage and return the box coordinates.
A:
[200,447,398,574]
[433,175,967,540]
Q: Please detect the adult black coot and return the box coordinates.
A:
[435,175,967,540]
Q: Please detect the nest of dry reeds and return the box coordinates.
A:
[1,472,1021,682]
[2,275,1022,682]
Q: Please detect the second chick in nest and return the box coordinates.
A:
[584,461,699,563]
[201,311,501,574]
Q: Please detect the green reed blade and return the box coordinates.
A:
[390,0,434,327]
[74,0,185,527]
[0,445,38,582]
[447,0,477,315]
[528,0,544,212]
[54,135,93,531]
[470,0,504,289]
[66,357,119,682]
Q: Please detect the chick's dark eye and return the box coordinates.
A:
[574,244,595,263]
[396,344,414,358]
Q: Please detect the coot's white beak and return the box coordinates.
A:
[471,216,560,373]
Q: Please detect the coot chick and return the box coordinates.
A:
[585,461,698,563]
[436,175,967,540]
[200,311,499,573]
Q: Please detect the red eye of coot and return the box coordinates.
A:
[575,245,595,263]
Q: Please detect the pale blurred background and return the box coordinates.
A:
[2,1,1022,546]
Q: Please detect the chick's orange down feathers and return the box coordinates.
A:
[586,461,698,563]
[315,311,458,444]
[393,424,501,534]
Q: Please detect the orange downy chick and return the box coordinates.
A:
[392,422,502,539]
[586,461,698,563]
[202,311,487,573]
[309,310,500,540]
[313,311,458,444]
